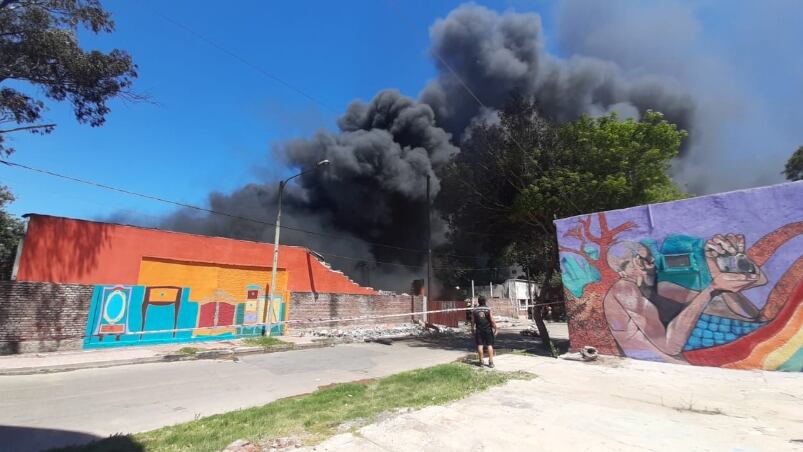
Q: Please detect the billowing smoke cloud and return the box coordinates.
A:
[420,4,694,140]
[554,0,800,193]
[160,89,456,293]
[137,2,798,292]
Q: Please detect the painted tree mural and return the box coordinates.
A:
[558,213,635,354]
[556,181,803,371]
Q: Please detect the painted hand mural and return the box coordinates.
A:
[557,196,803,372]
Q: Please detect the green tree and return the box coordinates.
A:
[0,0,138,156]
[0,186,24,278]
[436,96,687,353]
[783,146,803,181]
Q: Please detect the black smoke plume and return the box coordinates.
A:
[151,3,709,292]
[421,4,694,140]
[161,90,456,293]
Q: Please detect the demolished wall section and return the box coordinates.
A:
[288,292,424,331]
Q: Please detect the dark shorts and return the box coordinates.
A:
[475,329,494,347]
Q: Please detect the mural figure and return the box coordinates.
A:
[603,234,766,363]
[557,206,803,371]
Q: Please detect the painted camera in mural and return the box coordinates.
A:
[555,182,803,372]
[715,254,756,274]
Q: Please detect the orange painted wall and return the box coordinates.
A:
[16,215,376,295]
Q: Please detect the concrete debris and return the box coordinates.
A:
[303,323,461,342]
[559,346,599,362]
[520,325,540,337]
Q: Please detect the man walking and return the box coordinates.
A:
[471,296,497,368]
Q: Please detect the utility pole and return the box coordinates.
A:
[425,174,432,322]
[526,268,532,320]
[264,159,331,336]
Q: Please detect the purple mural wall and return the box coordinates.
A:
[555,181,803,371]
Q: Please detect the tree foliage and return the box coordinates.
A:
[783,145,803,181]
[436,96,688,301]
[0,186,24,278]
[0,0,138,155]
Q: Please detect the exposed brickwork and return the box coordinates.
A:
[487,298,520,319]
[0,281,94,354]
[289,292,424,330]
[0,283,426,354]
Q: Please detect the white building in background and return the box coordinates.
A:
[475,278,540,313]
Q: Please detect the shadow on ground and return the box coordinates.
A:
[0,425,143,452]
[395,329,570,357]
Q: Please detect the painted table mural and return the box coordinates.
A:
[83,259,289,348]
[555,181,803,371]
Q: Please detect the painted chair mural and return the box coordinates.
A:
[83,259,289,348]
[556,185,803,371]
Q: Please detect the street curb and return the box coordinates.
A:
[0,340,339,376]
[0,331,467,376]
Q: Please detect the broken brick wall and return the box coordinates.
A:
[288,292,424,331]
[487,298,520,319]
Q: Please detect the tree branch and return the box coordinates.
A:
[579,215,601,242]
[558,245,584,256]
[0,123,56,134]
[609,220,637,238]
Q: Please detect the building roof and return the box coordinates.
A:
[15,214,376,295]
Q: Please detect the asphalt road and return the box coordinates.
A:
[0,341,469,452]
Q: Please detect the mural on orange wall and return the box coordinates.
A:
[555,183,803,371]
[83,259,289,348]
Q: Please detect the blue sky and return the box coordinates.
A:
[2,0,801,220]
[2,0,555,220]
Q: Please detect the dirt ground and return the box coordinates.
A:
[303,353,803,452]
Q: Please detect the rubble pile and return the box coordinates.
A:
[521,324,540,337]
[298,322,462,342]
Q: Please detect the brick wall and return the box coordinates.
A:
[487,298,520,319]
[0,283,426,354]
[289,292,423,331]
[0,281,94,354]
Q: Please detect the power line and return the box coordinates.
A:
[150,9,336,115]
[2,160,523,275]
[151,5,549,265]
[0,159,425,254]
[320,251,512,272]
[384,0,585,216]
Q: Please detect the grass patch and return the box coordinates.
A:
[241,336,290,348]
[54,363,533,452]
[177,347,199,356]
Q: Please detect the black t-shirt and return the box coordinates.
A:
[472,306,492,331]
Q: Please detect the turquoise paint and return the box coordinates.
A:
[583,245,600,260]
[561,255,601,297]
[270,301,287,336]
[778,346,803,372]
[656,234,711,291]
[83,285,267,349]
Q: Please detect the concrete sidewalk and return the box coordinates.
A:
[0,336,325,375]
[0,320,567,375]
[306,354,803,452]
[0,321,567,375]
